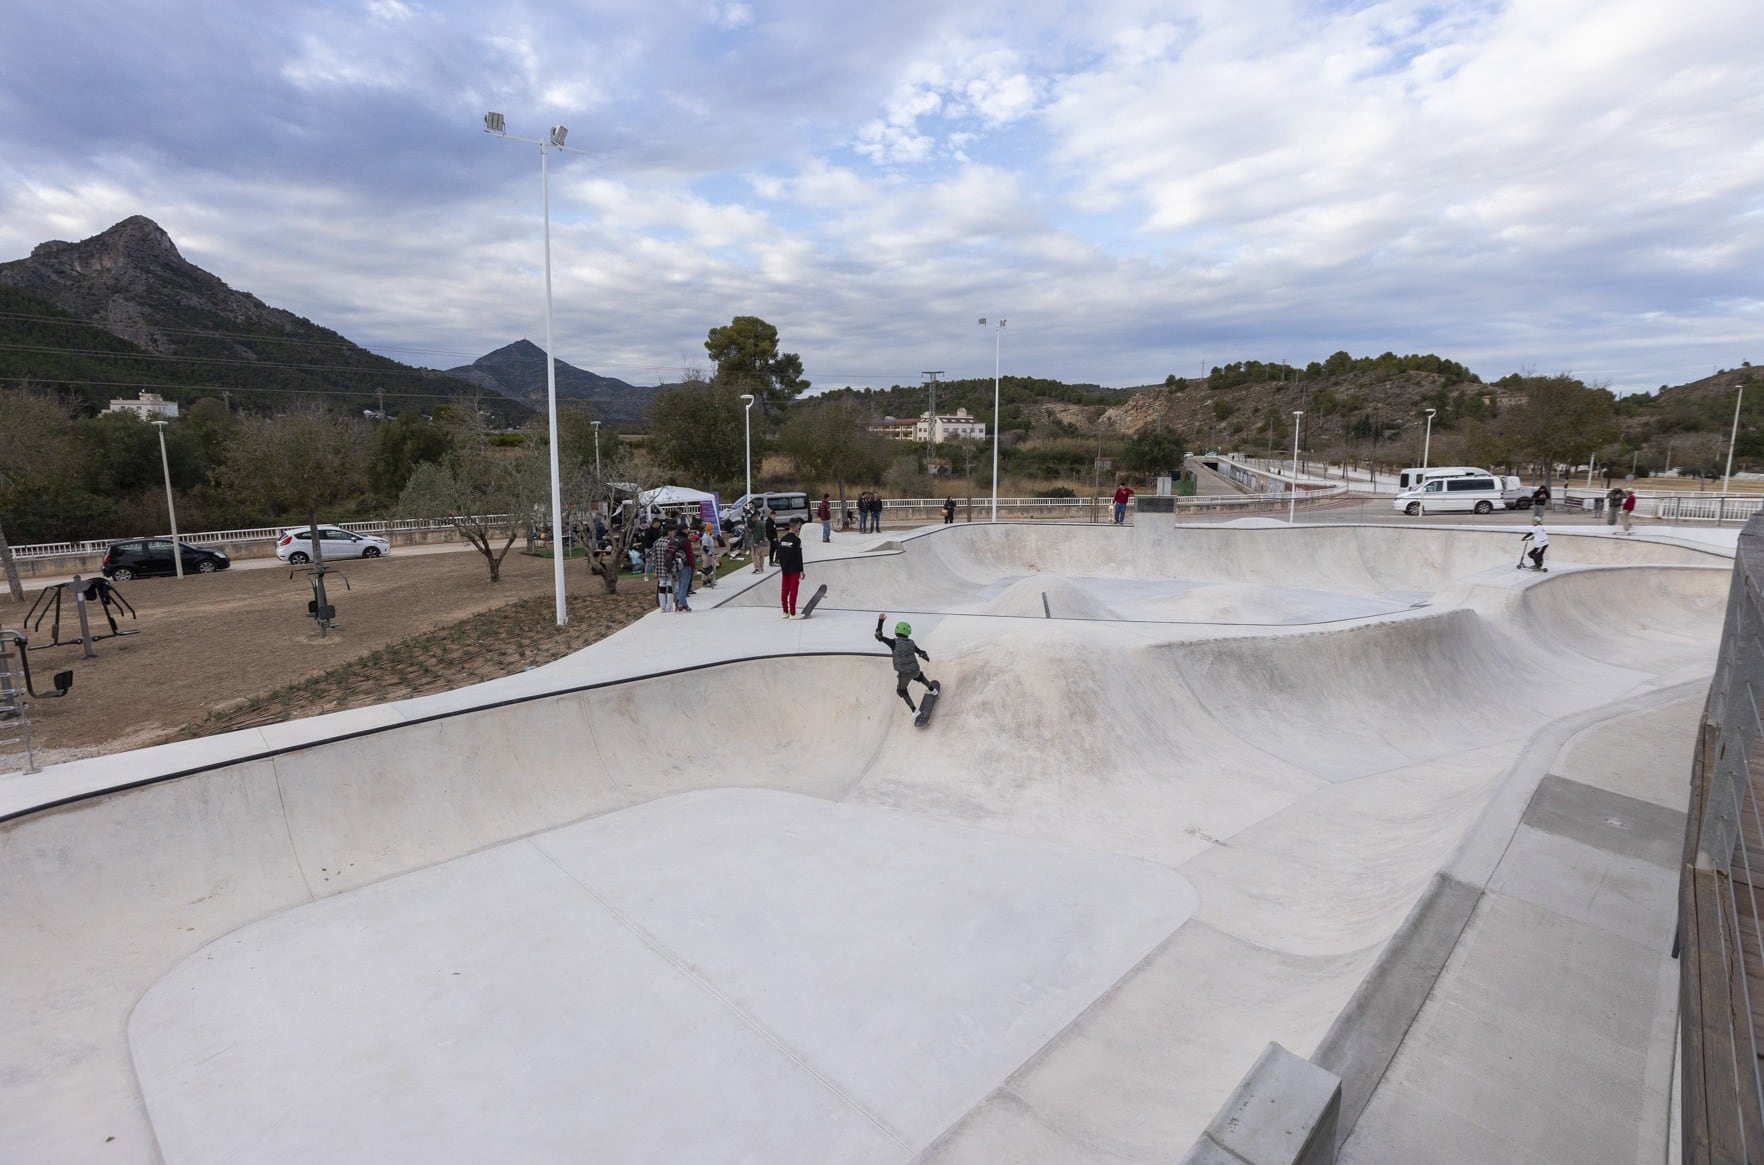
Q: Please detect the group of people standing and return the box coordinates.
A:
[640,517,719,614]
[854,492,887,533]
[1605,486,1640,534]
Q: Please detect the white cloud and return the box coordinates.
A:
[0,0,1758,395]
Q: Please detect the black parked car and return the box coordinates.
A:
[101,538,230,580]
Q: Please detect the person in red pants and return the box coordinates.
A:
[777,518,806,617]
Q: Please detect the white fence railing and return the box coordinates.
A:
[8,517,490,561]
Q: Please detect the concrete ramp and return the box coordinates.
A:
[0,522,1730,1163]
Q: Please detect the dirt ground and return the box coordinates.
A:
[0,548,653,769]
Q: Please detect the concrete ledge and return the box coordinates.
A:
[1180,1042,1341,1165]
[1309,873,1481,1132]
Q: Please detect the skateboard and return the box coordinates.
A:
[914,688,940,728]
[799,584,829,618]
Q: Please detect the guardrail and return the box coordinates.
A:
[1680,512,1764,1162]
[7,517,494,561]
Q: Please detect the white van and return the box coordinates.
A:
[720,491,811,529]
[1393,474,1504,515]
[1396,466,1495,491]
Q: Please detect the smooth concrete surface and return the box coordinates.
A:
[1337,698,1698,1165]
[0,522,1729,1163]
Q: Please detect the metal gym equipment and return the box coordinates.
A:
[21,576,139,657]
[1,626,74,775]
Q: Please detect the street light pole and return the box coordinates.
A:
[152,419,182,579]
[1289,411,1304,525]
[590,420,602,481]
[485,111,585,627]
[1422,407,1437,470]
[979,318,1005,520]
[740,393,756,499]
[1724,386,1744,493]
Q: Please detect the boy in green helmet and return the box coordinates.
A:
[875,613,940,713]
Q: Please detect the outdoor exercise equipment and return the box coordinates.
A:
[21,576,140,657]
[293,562,349,637]
[1,627,74,776]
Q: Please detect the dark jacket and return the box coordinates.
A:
[776,532,804,573]
[875,616,929,675]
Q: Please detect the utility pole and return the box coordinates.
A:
[922,371,943,478]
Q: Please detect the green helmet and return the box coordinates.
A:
[895,621,912,637]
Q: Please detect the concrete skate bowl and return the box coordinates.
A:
[726,519,1721,623]
[0,525,1730,1163]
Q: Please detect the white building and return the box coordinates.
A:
[872,408,986,443]
[104,392,180,420]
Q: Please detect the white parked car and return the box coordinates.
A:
[276,525,391,564]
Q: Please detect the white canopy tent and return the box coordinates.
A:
[638,485,717,508]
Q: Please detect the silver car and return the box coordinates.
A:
[275,525,392,564]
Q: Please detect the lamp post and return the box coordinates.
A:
[1724,386,1744,494]
[740,393,756,499]
[1421,407,1437,472]
[1289,411,1304,525]
[979,318,1006,520]
[484,111,586,627]
[589,420,602,480]
[152,420,182,579]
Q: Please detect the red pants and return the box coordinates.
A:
[781,571,802,614]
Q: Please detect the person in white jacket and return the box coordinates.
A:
[1520,513,1550,571]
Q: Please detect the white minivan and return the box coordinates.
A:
[1393,474,1503,515]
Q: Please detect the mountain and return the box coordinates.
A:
[446,340,660,424]
[0,216,525,422]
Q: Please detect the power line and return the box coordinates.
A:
[0,375,523,406]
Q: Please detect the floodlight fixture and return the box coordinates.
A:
[484,112,506,135]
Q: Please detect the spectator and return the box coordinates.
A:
[942,496,956,524]
[818,493,833,542]
[671,523,697,613]
[647,533,675,612]
[765,512,780,566]
[745,504,768,573]
[1620,489,1637,535]
[858,491,874,533]
[1532,482,1551,512]
[777,518,806,617]
[1112,481,1135,525]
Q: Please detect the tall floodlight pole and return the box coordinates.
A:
[1422,407,1437,470]
[1724,386,1744,493]
[590,420,602,481]
[1289,411,1304,524]
[979,318,1006,520]
[484,111,585,627]
[152,419,182,579]
[740,393,756,498]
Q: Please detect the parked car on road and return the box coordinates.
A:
[276,525,391,564]
[101,538,230,580]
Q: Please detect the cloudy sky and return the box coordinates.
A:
[1,0,1758,396]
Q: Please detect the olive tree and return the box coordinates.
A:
[397,414,548,583]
